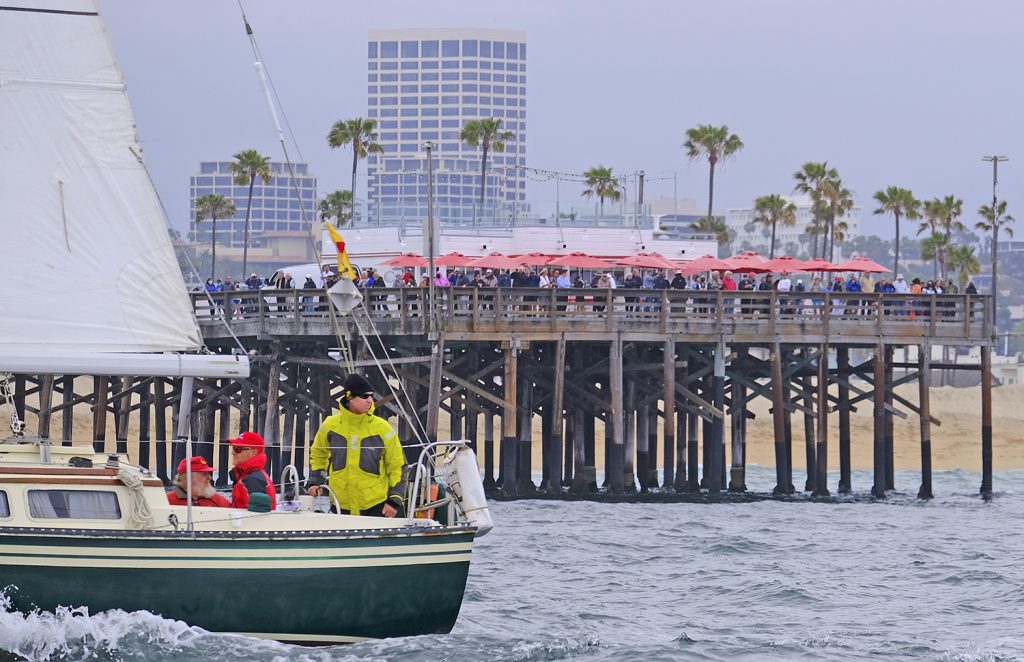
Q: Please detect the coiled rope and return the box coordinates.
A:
[118,469,155,530]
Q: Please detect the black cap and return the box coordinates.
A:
[344,373,374,397]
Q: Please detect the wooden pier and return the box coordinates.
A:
[10,288,996,499]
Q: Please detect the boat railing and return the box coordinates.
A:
[276,461,348,518]
[407,440,467,527]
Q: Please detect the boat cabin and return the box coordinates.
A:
[0,440,439,533]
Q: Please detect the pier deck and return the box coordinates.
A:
[195,288,992,346]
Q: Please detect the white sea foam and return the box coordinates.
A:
[0,590,206,661]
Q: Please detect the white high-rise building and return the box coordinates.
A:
[726,195,861,259]
[365,28,527,226]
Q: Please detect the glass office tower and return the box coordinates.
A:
[189,161,317,246]
[365,28,527,226]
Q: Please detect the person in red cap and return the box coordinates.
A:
[166,456,230,507]
[227,431,277,510]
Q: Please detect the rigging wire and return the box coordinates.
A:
[349,306,430,445]
[238,1,320,269]
[237,2,427,441]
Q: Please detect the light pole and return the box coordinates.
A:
[424,141,436,331]
[982,155,1008,317]
[636,170,645,232]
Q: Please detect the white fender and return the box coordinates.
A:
[438,445,493,536]
[328,277,363,313]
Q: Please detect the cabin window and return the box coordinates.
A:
[27,490,121,520]
[0,491,8,517]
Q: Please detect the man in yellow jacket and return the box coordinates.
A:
[307,373,406,516]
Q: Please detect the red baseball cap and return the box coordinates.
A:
[228,430,265,451]
[178,456,215,474]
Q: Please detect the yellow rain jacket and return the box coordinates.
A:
[310,403,405,514]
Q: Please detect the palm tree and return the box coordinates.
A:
[319,190,355,227]
[752,194,797,258]
[581,165,622,217]
[228,149,272,279]
[947,244,981,289]
[931,196,965,281]
[919,232,946,272]
[326,118,383,223]
[194,194,237,281]
[459,117,514,221]
[689,216,731,249]
[683,124,743,232]
[919,199,942,278]
[792,161,838,258]
[832,219,850,246]
[819,174,853,262]
[976,200,1015,304]
[872,186,920,279]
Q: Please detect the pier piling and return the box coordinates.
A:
[918,343,933,500]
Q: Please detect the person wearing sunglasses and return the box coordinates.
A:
[307,373,406,517]
[227,430,277,511]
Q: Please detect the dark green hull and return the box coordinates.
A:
[0,527,474,643]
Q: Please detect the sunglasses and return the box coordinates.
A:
[231,446,252,454]
[353,392,374,400]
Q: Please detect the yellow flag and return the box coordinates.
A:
[326,224,356,279]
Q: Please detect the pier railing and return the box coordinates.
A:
[193,288,992,344]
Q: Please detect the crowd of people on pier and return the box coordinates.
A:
[198,262,978,320]
[402,265,975,297]
[201,266,976,294]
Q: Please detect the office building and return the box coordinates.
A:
[365,28,527,226]
[189,161,317,247]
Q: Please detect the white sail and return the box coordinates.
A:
[0,1,211,362]
[0,2,247,377]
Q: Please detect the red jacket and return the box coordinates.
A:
[167,490,231,508]
[230,452,277,510]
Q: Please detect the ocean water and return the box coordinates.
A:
[3,467,1024,662]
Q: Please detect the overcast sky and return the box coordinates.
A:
[98,0,1022,238]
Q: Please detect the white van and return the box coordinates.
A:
[275,262,363,287]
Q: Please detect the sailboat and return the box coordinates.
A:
[0,0,490,644]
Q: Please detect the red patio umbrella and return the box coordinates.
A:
[466,252,522,270]
[617,252,678,270]
[435,251,477,267]
[513,252,555,265]
[381,252,427,268]
[679,254,733,274]
[728,250,768,261]
[546,252,614,269]
[832,256,891,273]
[726,251,772,273]
[799,257,841,272]
[760,256,807,273]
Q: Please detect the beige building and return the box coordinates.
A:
[726,195,861,259]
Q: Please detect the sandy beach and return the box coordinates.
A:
[513,382,1024,474]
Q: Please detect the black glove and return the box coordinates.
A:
[306,470,327,491]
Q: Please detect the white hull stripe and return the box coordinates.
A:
[234,631,368,643]
[0,541,473,559]
[0,552,472,569]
